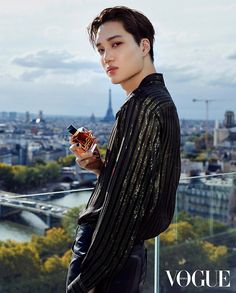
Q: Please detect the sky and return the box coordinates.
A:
[0,0,235,120]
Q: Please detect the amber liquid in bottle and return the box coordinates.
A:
[67,125,97,156]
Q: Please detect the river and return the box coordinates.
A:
[0,190,92,242]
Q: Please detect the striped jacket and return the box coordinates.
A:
[71,73,181,292]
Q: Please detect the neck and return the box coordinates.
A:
[121,63,156,96]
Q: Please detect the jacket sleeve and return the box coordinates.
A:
[67,96,161,292]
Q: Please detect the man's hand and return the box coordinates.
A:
[69,143,104,177]
[88,288,95,293]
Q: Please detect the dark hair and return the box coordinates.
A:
[88,6,155,62]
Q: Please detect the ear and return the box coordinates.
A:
[140,38,150,57]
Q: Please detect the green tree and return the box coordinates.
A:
[31,227,71,260]
[57,155,75,167]
[11,165,28,192]
[99,144,107,159]
[0,241,41,282]
[62,206,86,238]
[0,161,61,192]
[177,211,228,237]
[44,161,60,181]
[144,213,230,293]
[158,218,228,293]
[0,163,12,184]
[0,228,72,293]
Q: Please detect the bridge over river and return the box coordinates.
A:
[0,190,70,228]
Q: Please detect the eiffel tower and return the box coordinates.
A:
[102,89,115,122]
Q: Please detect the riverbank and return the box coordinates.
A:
[0,189,92,242]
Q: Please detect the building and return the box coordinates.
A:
[177,175,234,225]
[228,177,236,227]
[224,111,235,128]
[214,110,236,147]
[25,111,30,123]
[0,145,12,165]
[9,112,17,121]
[30,110,47,135]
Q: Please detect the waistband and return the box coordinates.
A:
[134,239,144,245]
[131,241,145,255]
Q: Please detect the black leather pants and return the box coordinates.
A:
[66,223,147,293]
[108,242,147,293]
[66,223,94,288]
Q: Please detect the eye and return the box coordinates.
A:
[112,42,122,48]
[97,48,105,55]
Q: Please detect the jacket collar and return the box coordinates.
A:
[119,73,165,115]
[126,72,164,100]
[138,73,164,88]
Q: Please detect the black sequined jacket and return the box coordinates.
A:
[69,73,181,292]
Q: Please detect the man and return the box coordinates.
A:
[67,6,181,293]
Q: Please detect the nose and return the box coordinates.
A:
[103,48,114,64]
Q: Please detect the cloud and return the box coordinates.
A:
[20,70,45,82]
[159,63,200,83]
[12,49,102,82]
[0,71,119,117]
[208,76,236,88]
[43,26,63,40]
[228,52,236,60]
[13,49,99,72]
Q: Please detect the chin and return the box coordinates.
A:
[109,77,122,84]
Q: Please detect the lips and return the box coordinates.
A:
[106,66,119,74]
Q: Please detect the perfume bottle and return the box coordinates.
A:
[67,125,97,155]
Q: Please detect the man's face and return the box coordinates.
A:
[95,21,145,89]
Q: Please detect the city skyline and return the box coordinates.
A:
[0,0,235,119]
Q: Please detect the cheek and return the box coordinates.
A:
[124,46,143,64]
[100,58,106,69]
[123,54,142,73]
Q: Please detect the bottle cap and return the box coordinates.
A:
[67,125,77,135]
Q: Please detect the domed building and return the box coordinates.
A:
[214,110,236,147]
[30,110,46,134]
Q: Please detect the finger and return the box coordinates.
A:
[69,144,80,154]
[93,148,100,158]
[75,156,82,163]
[76,157,90,168]
[69,135,78,144]
[76,156,94,164]
[75,157,83,167]
[79,150,94,159]
[76,155,97,165]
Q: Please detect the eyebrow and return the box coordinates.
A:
[95,35,123,47]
